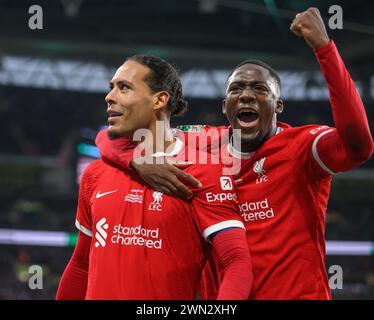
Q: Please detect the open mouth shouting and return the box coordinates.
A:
[236,108,259,128]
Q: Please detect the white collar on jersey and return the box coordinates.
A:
[227,142,254,159]
[228,126,284,159]
[151,137,184,157]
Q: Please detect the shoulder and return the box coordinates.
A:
[278,122,335,141]
[80,159,109,185]
[83,159,106,174]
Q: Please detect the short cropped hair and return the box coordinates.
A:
[228,59,281,93]
[126,54,188,117]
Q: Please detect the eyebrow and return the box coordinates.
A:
[109,80,134,88]
[229,80,269,87]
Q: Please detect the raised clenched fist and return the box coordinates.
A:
[290,7,330,49]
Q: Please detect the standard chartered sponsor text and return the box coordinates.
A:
[239,198,275,222]
[111,224,162,249]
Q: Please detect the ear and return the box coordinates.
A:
[275,99,284,114]
[153,91,170,111]
[222,99,227,115]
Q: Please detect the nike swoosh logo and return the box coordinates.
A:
[96,190,117,199]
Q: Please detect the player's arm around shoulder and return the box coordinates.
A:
[95,128,136,169]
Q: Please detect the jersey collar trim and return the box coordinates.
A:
[227,142,254,159]
[228,126,284,159]
[151,137,184,157]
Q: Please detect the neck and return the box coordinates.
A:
[137,113,175,155]
[240,124,278,153]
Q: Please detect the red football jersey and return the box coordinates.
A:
[75,141,244,299]
[201,122,335,300]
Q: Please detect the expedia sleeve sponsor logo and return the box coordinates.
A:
[205,176,237,203]
[205,192,237,203]
[220,177,233,190]
[238,198,275,222]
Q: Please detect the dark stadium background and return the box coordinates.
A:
[0,0,373,299]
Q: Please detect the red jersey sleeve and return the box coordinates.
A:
[186,164,245,241]
[56,231,91,300]
[286,40,373,179]
[75,160,103,237]
[286,125,338,179]
[312,40,373,173]
[95,128,136,169]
